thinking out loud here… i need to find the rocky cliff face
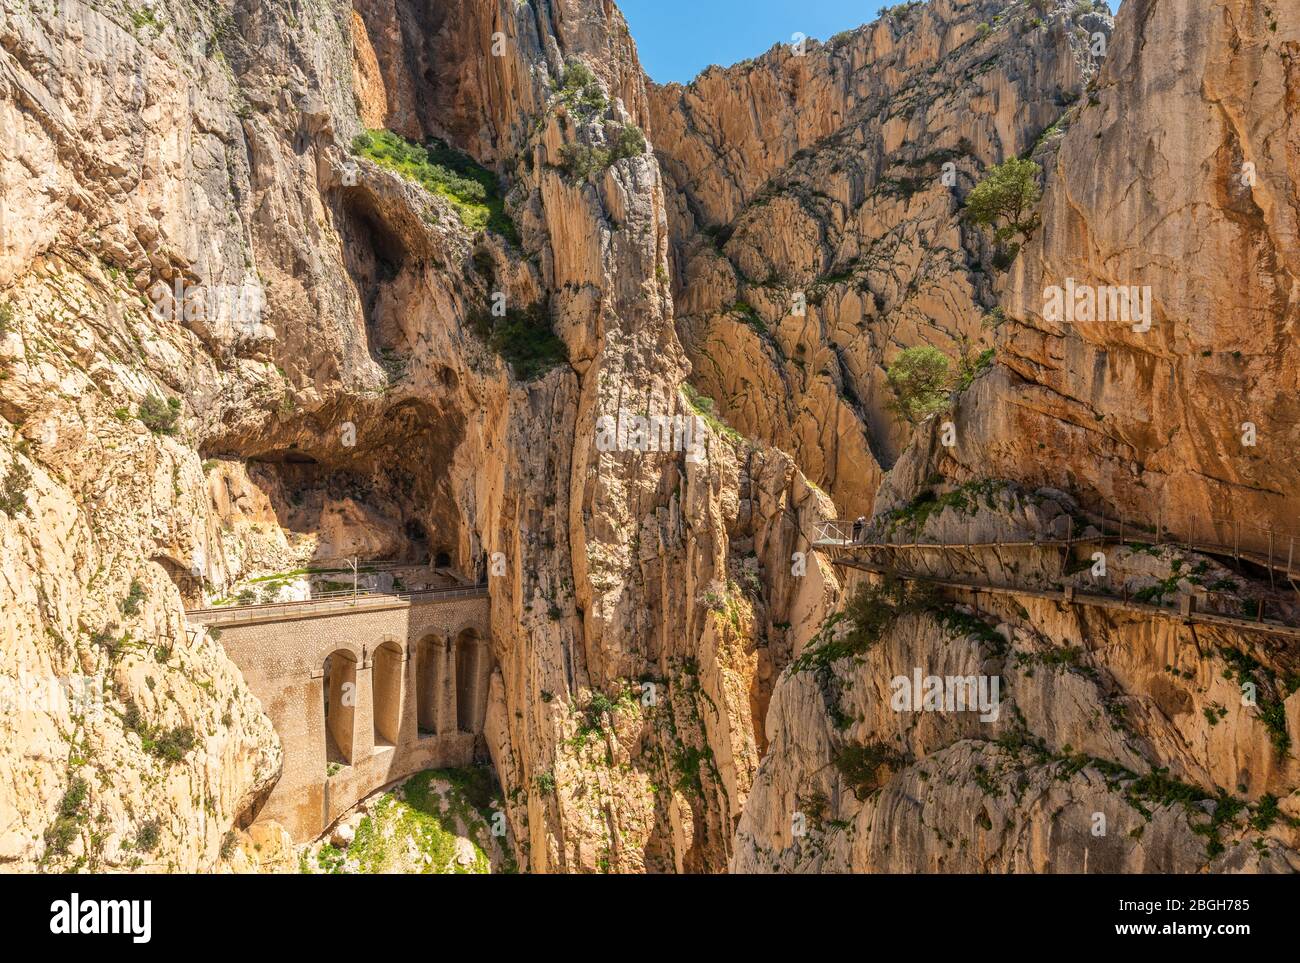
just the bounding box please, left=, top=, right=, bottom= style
left=0, top=0, right=836, bottom=873
left=649, top=0, right=1107, bottom=514
left=732, top=0, right=1300, bottom=873
left=2, top=0, right=1296, bottom=876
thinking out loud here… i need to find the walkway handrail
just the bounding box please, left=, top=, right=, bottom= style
left=812, top=515, right=1298, bottom=580
left=186, top=582, right=490, bottom=624
left=832, top=558, right=1300, bottom=641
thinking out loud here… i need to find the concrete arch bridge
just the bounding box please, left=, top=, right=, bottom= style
left=187, top=585, right=492, bottom=841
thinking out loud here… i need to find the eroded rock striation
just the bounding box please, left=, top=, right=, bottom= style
left=1, top=0, right=1296, bottom=875
left=733, top=0, right=1300, bottom=873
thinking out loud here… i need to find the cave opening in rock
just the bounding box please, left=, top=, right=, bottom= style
left=342, top=193, right=409, bottom=282
left=151, top=554, right=202, bottom=607
left=403, top=518, right=431, bottom=563
left=322, top=650, right=358, bottom=766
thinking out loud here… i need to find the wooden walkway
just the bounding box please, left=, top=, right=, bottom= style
left=813, top=518, right=1300, bottom=590
left=812, top=509, right=1300, bottom=641
left=828, top=558, right=1300, bottom=641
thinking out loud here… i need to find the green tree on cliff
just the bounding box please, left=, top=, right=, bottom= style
left=965, top=157, right=1043, bottom=244
left=886, top=346, right=952, bottom=424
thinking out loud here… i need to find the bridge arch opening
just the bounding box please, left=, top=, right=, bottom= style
left=455, top=629, right=492, bottom=733
left=372, top=640, right=404, bottom=749
left=414, top=634, right=443, bottom=737
left=322, top=650, right=358, bottom=766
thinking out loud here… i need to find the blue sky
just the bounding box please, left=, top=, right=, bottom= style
left=620, top=0, right=891, bottom=84
left=620, top=0, right=1118, bottom=85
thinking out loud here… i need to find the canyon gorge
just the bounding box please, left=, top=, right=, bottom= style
left=1, top=0, right=1298, bottom=875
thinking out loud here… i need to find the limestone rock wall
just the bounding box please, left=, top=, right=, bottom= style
left=648, top=0, right=1108, bottom=514
left=0, top=0, right=839, bottom=874
left=733, top=0, right=1300, bottom=874
left=881, top=0, right=1300, bottom=544
left=5, top=0, right=1295, bottom=877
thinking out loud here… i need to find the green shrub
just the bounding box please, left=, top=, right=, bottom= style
left=130, top=7, right=160, bottom=30
left=0, top=460, right=31, bottom=516
left=351, top=129, right=517, bottom=240
left=120, top=578, right=146, bottom=616
left=0, top=299, right=12, bottom=336
left=964, top=157, right=1042, bottom=248
left=609, top=123, right=646, bottom=161
left=138, top=394, right=181, bottom=435
left=44, top=777, right=89, bottom=856
left=122, top=699, right=196, bottom=763
left=559, top=142, right=611, bottom=180
left=152, top=725, right=196, bottom=762
left=554, top=60, right=607, bottom=115
left=956, top=344, right=996, bottom=390
left=886, top=345, right=952, bottom=423
left=133, top=818, right=161, bottom=852
left=560, top=123, right=646, bottom=181
left=794, top=578, right=930, bottom=670
left=834, top=742, right=907, bottom=799
left=468, top=301, right=567, bottom=381
left=682, top=382, right=743, bottom=444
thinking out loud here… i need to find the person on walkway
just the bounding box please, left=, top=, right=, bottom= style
left=852, top=516, right=866, bottom=543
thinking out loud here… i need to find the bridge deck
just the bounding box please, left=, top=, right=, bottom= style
left=186, top=583, right=489, bottom=628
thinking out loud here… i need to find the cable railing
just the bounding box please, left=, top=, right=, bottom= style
left=813, top=497, right=1300, bottom=635
left=813, top=509, right=1300, bottom=582
left=833, top=557, right=1300, bottom=640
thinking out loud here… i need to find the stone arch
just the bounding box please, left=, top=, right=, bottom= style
left=314, top=638, right=363, bottom=672
left=454, top=628, right=493, bottom=733
left=371, top=639, right=404, bottom=748
left=322, top=648, right=358, bottom=765
left=446, top=617, right=489, bottom=642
